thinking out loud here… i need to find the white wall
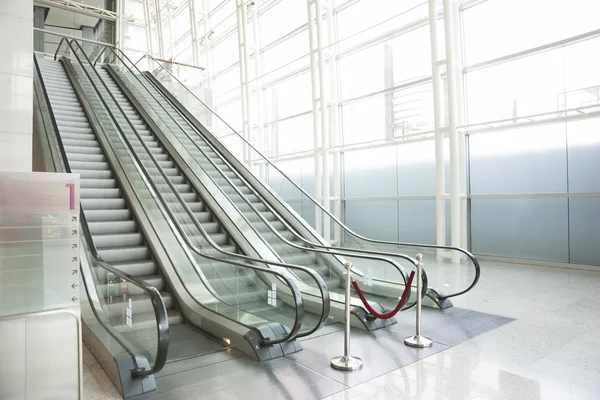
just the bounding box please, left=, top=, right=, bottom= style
left=0, top=1, right=33, bottom=172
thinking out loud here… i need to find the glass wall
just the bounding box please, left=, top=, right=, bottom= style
left=464, top=0, right=600, bottom=265
left=118, top=0, right=600, bottom=266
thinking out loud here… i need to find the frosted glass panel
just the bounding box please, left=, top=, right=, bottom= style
left=567, top=118, right=600, bottom=193
left=345, top=200, right=398, bottom=241
left=469, top=124, right=567, bottom=194
left=344, top=147, right=397, bottom=197
left=569, top=198, right=600, bottom=266
left=471, top=198, right=568, bottom=262
left=0, top=172, right=80, bottom=318
left=397, top=141, right=436, bottom=196
left=398, top=200, right=436, bottom=244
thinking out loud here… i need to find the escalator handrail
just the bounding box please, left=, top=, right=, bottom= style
left=34, top=53, right=170, bottom=378
left=130, top=52, right=480, bottom=301
left=67, top=39, right=308, bottom=345
left=100, top=52, right=422, bottom=312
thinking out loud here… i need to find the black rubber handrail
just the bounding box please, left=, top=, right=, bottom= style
left=130, top=52, right=480, bottom=301
left=99, top=50, right=424, bottom=313
left=66, top=39, right=312, bottom=345
left=36, top=49, right=169, bottom=378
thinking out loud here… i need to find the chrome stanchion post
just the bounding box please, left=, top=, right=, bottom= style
left=404, top=253, right=433, bottom=348
left=331, top=261, right=363, bottom=371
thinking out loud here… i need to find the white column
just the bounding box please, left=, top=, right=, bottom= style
left=142, top=0, right=154, bottom=63
left=188, top=0, right=200, bottom=66
left=324, top=0, right=341, bottom=244
left=250, top=4, right=266, bottom=180
left=307, top=0, right=323, bottom=236
left=314, top=0, right=331, bottom=242
left=154, top=0, right=165, bottom=59
left=443, top=0, right=462, bottom=259
left=0, top=0, right=33, bottom=172
left=235, top=0, right=251, bottom=163
left=428, top=0, right=446, bottom=256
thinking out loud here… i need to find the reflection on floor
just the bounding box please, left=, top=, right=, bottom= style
left=83, top=260, right=600, bottom=400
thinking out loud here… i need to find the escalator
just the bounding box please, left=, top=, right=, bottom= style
left=81, top=65, right=326, bottom=334
left=96, top=53, right=423, bottom=329
left=34, top=40, right=324, bottom=398
left=95, top=49, right=480, bottom=319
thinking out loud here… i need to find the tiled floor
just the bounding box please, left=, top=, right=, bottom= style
left=83, top=260, right=600, bottom=400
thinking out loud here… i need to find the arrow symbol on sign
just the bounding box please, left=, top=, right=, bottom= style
left=71, top=296, right=78, bottom=302
left=72, top=230, right=78, bottom=235
left=72, top=216, right=77, bottom=222
left=72, top=269, right=78, bottom=275
left=71, top=283, right=78, bottom=289
left=72, top=244, right=78, bottom=249
left=72, top=257, right=78, bottom=262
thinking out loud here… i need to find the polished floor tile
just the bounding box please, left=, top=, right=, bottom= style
left=82, top=261, right=600, bottom=400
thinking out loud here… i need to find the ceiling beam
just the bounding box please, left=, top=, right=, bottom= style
left=34, top=0, right=118, bottom=21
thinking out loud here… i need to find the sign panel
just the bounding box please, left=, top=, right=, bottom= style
left=0, top=172, right=80, bottom=317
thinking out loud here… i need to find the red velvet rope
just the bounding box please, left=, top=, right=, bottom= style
left=351, top=270, right=416, bottom=320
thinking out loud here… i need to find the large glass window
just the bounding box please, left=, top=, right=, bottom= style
left=260, top=0, right=307, bottom=46
left=463, top=0, right=600, bottom=65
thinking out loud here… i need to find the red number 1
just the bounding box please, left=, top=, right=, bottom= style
left=65, top=183, right=75, bottom=210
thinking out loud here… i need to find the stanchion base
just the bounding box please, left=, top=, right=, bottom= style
left=330, top=356, right=363, bottom=371
left=404, top=335, right=433, bottom=348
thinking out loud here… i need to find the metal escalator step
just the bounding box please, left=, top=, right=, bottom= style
left=57, top=120, right=90, bottom=129
left=134, top=274, right=165, bottom=290
left=169, top=202, right=203, bottom=212
left=62, top=138, right=100, bottom=148
left=255, top=221, right=286, bottom=232
left=80, top=188, right=120, bottom=199
left=70, top=160, right=109, bottom=170
left=85, top=208, right=130, bottom=221
left=246, top=212, right=277, bottom=222
left=157, top=183, right=191, bottom=193
left=88, top=220, right=136, bottom=234
left=163, top=192, right=197, bottom=202
left=74, top=169, right=112, bottom=180
left=181, top=221, right=220, bottom=234
left=64, top=145, right=102, bottom=155
left=80, top=178, right=116, bottom=189
left=136, top=153, right=169, bottom=162
left=139, top=158, right=173, bottom=169
left=110, top=260, right=157, bottom=276
left=67, top=153, right=104, bottom=163
left=93, top=232, right=143, bottom=247
left=174, top=211, right=211, bottom=222
left=236, top=202, right=267, bottom=212
left=61, top=133, right=96, bottom=141
left=81, top=198, right=126, bottom=209
left=97, top=246, right=150, bottom=263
